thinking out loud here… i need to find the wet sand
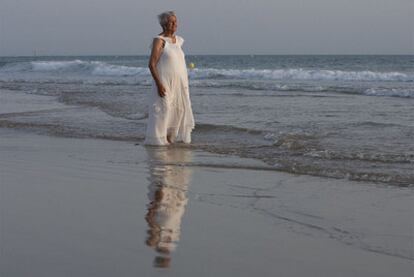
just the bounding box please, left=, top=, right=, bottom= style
left=0, top=128, right=413, bottom=277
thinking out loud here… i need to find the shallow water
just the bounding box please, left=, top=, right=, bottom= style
left=1, top=129, right=413, bottom=276
left=1, top=55, right=413, bottom=185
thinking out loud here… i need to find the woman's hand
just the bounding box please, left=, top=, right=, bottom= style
left=157, top=83, right=167, bottom=97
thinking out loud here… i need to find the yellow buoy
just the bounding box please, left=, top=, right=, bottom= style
left=189, top=62, right=195, bottom=69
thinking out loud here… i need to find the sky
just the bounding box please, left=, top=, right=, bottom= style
left=0, top=0, right=413, bottom=56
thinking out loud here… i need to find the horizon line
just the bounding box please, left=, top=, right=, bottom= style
left=1, top=53, right=413, bottom=58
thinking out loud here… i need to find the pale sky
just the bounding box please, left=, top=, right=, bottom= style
left=0, top=0, right=413, bottom=56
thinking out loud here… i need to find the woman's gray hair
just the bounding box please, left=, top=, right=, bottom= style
left=158, top=11, right=176, bottom=30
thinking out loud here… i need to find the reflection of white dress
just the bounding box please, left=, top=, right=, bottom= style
left=144, top=35, right=195, bottom=146
left=146, top=148, right=193, bottom=254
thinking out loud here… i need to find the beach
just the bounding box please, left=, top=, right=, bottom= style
left=1, top=55, right=413, bottom=276
left=1, top=128, right=413, bottom=276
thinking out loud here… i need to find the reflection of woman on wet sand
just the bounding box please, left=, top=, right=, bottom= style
left=145, top=147, right=193, bottom=268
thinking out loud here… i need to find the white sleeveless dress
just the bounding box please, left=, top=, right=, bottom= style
left=144, top=35, right=195, bottom=145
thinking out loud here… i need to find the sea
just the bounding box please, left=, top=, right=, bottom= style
left=0, top=55, right=413, bottom=185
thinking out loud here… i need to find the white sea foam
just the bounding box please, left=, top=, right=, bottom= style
left=189, top=68, right=413, bottom=82
left=90, top=62, right=148, bottom=76
left=2, top=60, right=412, bottom=82
left=31, top=60, right=86, bottom=71
left=363, top=88, right=414, bottom=98
left=1, top=60, right=413, bottom=99
left=190, top=80, right=329, bottom=92
left=190, top=80, right=414, bottom=98
left=27, top=60, right=149, bottom=76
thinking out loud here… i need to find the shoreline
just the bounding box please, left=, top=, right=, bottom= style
left=1, top=127, right=413, bottom=276
left=1, top=86, right=413, bottom=187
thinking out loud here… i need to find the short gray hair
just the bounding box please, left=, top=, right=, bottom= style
left=158, top=11, right=176, bottom=30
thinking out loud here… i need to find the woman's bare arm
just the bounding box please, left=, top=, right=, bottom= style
left=148, top=38, right=166, bottom=97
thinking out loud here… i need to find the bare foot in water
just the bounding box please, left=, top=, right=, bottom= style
left=166, top=134, right=172, bottom=144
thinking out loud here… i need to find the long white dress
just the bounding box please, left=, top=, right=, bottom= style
left=144, top=35, right=195, bottom=146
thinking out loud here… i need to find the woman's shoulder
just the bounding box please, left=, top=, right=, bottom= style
left=153, top=35, right=165, bottom=41
left=176, top=35, right=185, bottom=45
left=149, top=36, right=165, bottom=50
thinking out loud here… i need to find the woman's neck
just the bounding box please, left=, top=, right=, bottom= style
left=161, top=31, right=175, bottom=38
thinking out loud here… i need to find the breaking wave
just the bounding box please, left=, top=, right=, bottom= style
left=0, top=60, right=149, bottom=77
left=188, top=68, right=413, bottom=82
left=1, top=60, right=413, bottom=98
left=1, top=60, right=413, bottom=82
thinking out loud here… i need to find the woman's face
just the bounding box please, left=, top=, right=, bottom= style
left=165, top=15, right=177, bottom=33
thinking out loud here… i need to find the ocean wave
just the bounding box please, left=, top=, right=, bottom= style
left=190, top=81, right=414, bottom=98
left=0, top=60, right=150, bottom=77
left=363, top=88, right=414, bottom=98
left=1, top=60, right=413, bottom=99
left=304, top=149, right=414, bottom=164
left=90, top=62, right=147, bottom=76
left=188, top=68, right=414, bottom=82
left=32, top=60, right=86, bottom=71
left=1, top=79, right=412, bottom=100
left=190, top=80, right=346, bottom=93
left=1, top=60, right=413, bottom=82
left=31, top=60, right=149, bottom=77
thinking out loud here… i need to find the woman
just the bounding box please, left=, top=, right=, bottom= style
left=144, top=11, right=195, bottom=146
